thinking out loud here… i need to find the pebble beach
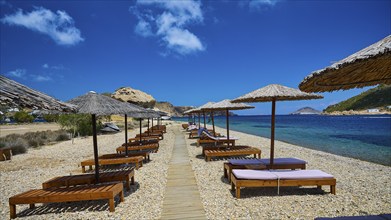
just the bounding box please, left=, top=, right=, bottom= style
left=0, top=122, right=390, bottom=219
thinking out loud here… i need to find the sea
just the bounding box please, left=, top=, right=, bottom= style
left=173, top=115, right=391, bottom=166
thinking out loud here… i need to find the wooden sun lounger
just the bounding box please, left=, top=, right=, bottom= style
left=42, top=169, right=135, bottom=191
left=231, top=169, right=336, bottom=198
left=151, top=125, right=166, bottom=133
left=204, top=146, right=261, bottom=162
left=197, top=131, right=237, bottom=147
left=9, top=183, right=124, bottom=218
left=223, top=158, right=307, bottom=182
left=182, top=124, right=189, bottom=129
left=101, top=152, right=151, bottom=162
left=129, top=136, right=159, bottom=143
left=136, top=132, right=163, bottom=140
left=116, top=143, right=159, bottom=153
left=81, top=156, right=143, bottom=173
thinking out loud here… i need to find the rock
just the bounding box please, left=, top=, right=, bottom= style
left=112, top=87, right=156, bottom=108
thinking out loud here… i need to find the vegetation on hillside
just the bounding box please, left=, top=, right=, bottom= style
left=0, top=130, right=70, bottom=155
left=324, top=84, right=391, bottom=113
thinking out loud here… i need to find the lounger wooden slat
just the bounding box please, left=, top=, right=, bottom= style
left=204, top=146, right=261, bottom=162
left=9, top=183, right=124, bottom=218
left=81, top=156, right=143, bottom=173
left=42, top=169, right=135, bottom=191
left=230, top=170, right=336, bottom=198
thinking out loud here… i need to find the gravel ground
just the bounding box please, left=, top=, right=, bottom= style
left=182, top=123, right=391, bottom=219
left=1, top=122, right=390, bottom=220
left=0, top=123, right=175, bottom=220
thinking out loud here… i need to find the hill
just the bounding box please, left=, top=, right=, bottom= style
left=324, top=84, right=391, bottom=113
left=290, top=107, right=321, bottom=115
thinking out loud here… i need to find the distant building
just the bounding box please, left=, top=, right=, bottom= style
left=367, top=108, right=379, bottom=113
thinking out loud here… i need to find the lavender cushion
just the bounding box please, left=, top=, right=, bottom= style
left=228, top=159, right=263, bottom=165
left=271, top=170, right=334, bottom=179
left=232, top=169, right=277, bottom=180
left=260, top=157, right=307, bottom=165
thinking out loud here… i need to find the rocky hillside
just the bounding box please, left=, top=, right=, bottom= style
left=111, top=87, right=191, bottom=116
left=324, top=84, right=391, bottom=113
left=290, top=107, right=321, bottom=115
left=112, top=87, right=156, bottom=108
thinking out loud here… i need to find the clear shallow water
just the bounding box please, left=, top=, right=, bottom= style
left=174, top=115, right=391, bottom=166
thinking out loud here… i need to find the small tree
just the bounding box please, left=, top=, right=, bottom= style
left=14, top=111, right=34, bottom=123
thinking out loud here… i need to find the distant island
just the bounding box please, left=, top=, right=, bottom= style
left=324, top=84, right=391, bottom=115
left=290, top=107, right=321, bottom=115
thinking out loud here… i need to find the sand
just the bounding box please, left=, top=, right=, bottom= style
left=0, top=122, right=390, bottom=219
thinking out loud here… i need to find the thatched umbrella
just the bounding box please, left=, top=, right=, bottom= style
left=195, top=102, right=215, bottom=129
left=203, top=99, right=254, bottom=146
left=299, top=35, right=391, bottom=92
left=198, top=102, right=217, bottom=134
left=68, top=91, right=144, bottom=182
left=130, top=110, right=160, bottom=143
left=232, top=84, right=322, bottom=168
left=0, top=75, right=75, bottom=112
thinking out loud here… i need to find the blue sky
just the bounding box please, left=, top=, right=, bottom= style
left=1, top=0, right=390, bottom=115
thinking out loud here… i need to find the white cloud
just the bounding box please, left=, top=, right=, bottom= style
left=241, top=0, right=279, bottom=11
left=6, top=69, right=26, bottom=78
left=131, top=0, right=205, bottom=55
left=32, top=75, right=52, bottom=82
left=1, top=7, right=84, bottom=46
left=42, top=63, right=65, bottom=70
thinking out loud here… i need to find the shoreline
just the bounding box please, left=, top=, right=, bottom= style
left=1, top=122, right=390, bottom=219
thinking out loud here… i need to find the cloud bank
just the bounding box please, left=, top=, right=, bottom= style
left=1, top=7, right=84, bottom=46
left=131, top=0, right=205, bottom=55
left=241, top=0, right=279, bottom=11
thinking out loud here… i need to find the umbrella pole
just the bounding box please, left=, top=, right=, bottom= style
left=211, top=111, right=215, bottom=137
left=270, top=99, right=276, bottom=169
left=125, top=114, right=128, bottom=156
left=203, top=111, right=206, bottom=128
left=139, top=119, right=142, bottom=143
left=151, top=117, right=154, bottom=132
left=226, top=109, right=230, bottom=147
left=148, top=118, right=150, bottom=135
left=92, top=114, right=99, bottom=182
left=198, top=113, right=200, bottom=128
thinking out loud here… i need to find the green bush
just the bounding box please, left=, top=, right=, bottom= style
left=0, top=130, right=70, bottom=155
left=14, top=111, right=34, bottom=123
left=58, top=114, right=103, bottom=137
left=43, top=114, right=59, bottom=122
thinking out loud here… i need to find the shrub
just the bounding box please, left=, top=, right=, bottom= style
left=14, top=111, right=34, bottom=123
left=43, top=114, right=59, bottom=122
left=4, top=138, right=28, bottom=154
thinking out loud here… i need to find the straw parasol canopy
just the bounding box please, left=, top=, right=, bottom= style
left=0, top=75, right=75, bottom=112
left=203, top=99, right=254, bottom=145
left=198, top=102, right=215, bottom=128
left=232, top=84, right=323, bottom=168
left=68, top=91, right=145, bottom=182
left=299, top=35, right=391, bottom=92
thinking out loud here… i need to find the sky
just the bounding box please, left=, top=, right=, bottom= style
left=1, top=0, right=390, bottom=115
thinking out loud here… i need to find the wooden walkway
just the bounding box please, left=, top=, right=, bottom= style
left=161, top=127, right=206, bottom=220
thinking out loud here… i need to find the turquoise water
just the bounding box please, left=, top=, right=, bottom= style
left=174, top=115, right=391, bottom=166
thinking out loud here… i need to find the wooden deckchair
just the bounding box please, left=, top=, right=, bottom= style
left=204, top=146, right=261, bottom=162
left=116, top=143, right=159, bottom=153
left=42, top=169, right=135, bottom=190
left=9, top=183, right=124, bottom=218
left=230, top=169, right=336, bottom=198
left=223, top=158, right=307, bottom=182
left=101, top=152, right=151, bottom=162
left=80, top=156, right=143, bottom=172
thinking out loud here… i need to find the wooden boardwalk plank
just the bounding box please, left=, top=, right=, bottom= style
left=161, top=127, right=206, bottom=220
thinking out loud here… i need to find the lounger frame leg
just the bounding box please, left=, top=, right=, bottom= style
left=120, top=191, right=124, bottom=202
left=29, top=204, right=35, bottom=209
left=109, top=198, right=115, bottom=212
left=10, top=203, right=16, bottom=219
left=331, top=185, right=336, bottom=195
left=81, top=166, right=86, bottom=173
